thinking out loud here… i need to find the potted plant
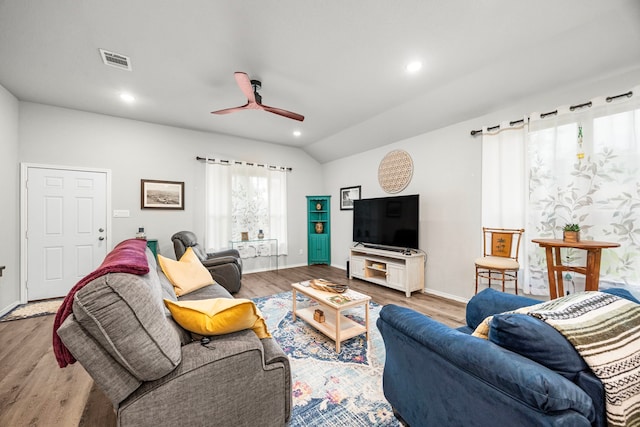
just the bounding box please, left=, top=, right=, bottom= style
left=563, top=223, right=580, bottom=243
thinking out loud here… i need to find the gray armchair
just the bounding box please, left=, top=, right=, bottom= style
left=171, top=231, right=242, bottom=293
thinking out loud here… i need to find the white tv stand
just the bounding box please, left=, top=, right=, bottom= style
left=349, top=245, right=425, bottom=297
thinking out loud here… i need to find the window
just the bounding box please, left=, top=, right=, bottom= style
left=205, top=162, right=288, bottom=255
left=482, top=88, right=640, bottom=295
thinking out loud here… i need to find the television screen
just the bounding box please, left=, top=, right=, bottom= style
left=352, top=194, right=419, bottom=250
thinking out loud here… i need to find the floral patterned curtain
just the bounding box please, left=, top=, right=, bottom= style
left=527, top=90, right=640, bottom=295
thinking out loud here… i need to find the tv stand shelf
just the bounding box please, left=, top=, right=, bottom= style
left=349, top=246, right=425, bottom=297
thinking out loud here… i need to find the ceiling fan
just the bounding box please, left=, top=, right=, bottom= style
left=211, top=72, right=304, bottom=122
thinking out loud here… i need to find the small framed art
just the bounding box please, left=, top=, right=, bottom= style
left=141, top=179, right=184, bottom=210
left=340, top=185, right=361, bottom=210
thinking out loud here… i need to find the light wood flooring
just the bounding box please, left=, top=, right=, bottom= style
left=0, top=265, right=465, bottom=427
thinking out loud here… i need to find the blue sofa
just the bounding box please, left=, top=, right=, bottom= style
left=377, top=288, right=640, bottom=427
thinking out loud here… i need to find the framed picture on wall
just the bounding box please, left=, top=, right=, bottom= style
left=141, top=179, right=184, bottom=210
left=340, top=185, right=361, bottom=210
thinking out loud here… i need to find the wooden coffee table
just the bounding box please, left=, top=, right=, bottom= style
left=292, top=281, right=371, bottom=352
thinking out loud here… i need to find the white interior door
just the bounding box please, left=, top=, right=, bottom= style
left=26, top=167, right=108, bottom=300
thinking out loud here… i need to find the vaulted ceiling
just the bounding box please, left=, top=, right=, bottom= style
left=1, top=0, right=639, bottom=163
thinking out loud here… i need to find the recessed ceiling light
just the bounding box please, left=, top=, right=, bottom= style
left=119, top=93, right=135, bottom=103
left=405, top=61, right=422, bottom=73
left=293, top=130, right=301, bottom=137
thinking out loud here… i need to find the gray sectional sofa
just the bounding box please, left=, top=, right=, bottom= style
left=57, top=247, right=291, bottom=427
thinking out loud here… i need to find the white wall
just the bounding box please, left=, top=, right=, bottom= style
left=0, top=84, right=20, bottom=315
left=323, top=122, right=480, bottom=303
left=18, top=103, right=324, bottom=269
left=324, top=67, right=640, bottom=302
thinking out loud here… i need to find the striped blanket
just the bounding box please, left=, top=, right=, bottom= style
left=528, top=292, right=640, bottom=427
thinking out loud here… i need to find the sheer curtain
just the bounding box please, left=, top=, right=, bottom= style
left=481, top=119, right=528, bottom=292
left=527, top=89, right=640, bottom=295
left=204, top=161, right=288, bottom=255
left=482, top=85, right=640, bottom=296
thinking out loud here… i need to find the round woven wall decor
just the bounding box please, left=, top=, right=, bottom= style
left=378, top=149, right=414, bottom=193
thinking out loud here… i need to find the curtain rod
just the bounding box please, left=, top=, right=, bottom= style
left=470, top=90, right=633, bottom=137
left=196, top=156, right=292, bottom=172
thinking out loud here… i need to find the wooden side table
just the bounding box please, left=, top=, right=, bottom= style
left=531, top=239, right=620, bottom=299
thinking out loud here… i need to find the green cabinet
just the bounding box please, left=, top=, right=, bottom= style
left=306, top=195, right=331, bottom=265
left=146, top=239, right=158, bottom=258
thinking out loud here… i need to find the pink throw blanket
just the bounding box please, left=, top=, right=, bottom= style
left=53, top=238, right=150, bottom=368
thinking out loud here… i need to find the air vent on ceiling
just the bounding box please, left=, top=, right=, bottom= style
left=99, top=49, right=132, bottom=71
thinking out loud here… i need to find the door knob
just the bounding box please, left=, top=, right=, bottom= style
left=99, top=236, right=105, bottom=241
left=99, top=228, right=104, bottom=232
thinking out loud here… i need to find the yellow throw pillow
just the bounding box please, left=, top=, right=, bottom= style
left=163, top=298, right=271, bottom=339
left=472, top=315, right=493, bottom=339
left=157, top=247, right=214, bottom=296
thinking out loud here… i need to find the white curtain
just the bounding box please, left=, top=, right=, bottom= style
left=527, top=89, right=640, bottom=295
left=481, top=119, right=528, bottom=291
left=205, top=162, right=232, bottom=251
left=204, top=161, right=288, bottom=255
left=482, top=85, right=640, bottom=296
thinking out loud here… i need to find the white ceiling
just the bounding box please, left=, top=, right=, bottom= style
left=1, top=0, right=639, bottom=163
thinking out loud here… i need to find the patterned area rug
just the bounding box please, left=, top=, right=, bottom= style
left=254, top=291, right=400, bottom=427
left=0, top=298, right=62, bottom=322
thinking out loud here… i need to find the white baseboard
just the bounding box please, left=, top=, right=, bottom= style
left=242, top=262, right=308, bottom=274
left=243, top=262, right=348, bottom=274
left=0, top=301, right=20, bottom=318
left=285, top=262, right=309, bottom=269
left=423, top=288, right=470, bottom=304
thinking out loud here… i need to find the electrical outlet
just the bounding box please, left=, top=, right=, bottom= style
left=298, top=249, right=303, bottom=255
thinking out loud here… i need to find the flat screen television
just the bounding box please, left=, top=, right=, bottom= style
left=352, top=194, right=419, bottom=250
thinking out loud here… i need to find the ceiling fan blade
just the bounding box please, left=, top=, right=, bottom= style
left=262, top=104, right=305, bottom=122
left=212, top=72, right=302, bottom=120
left=211, top=104, right=249, bottom=115
left=234, top=72, right=257, bottom=103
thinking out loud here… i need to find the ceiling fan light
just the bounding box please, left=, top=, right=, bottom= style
left=405, top=61, right=422, bottom=73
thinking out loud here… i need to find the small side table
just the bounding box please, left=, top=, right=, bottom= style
left=532, top=238, right=620, bottom=299
left=230, top=238, right=278, bottom=271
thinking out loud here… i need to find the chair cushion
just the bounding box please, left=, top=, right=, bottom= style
left=142, top=249, right=169, bottom=313
left=475, top=256, right=519, bottom=269
left=472, top=303, right=536, bottom=340
left=466, top=288, right=539, bottom=330
left=73, top=272, right=182, bottom=381
left=486, top=288, right=640, bottom=381
left=163, top=298, right=271, bottom=338
left=178, top=283, right=234, bottom=301
left=489, top=313, right=588, bottom=380
left=158, top=247, right=214, bottom=296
